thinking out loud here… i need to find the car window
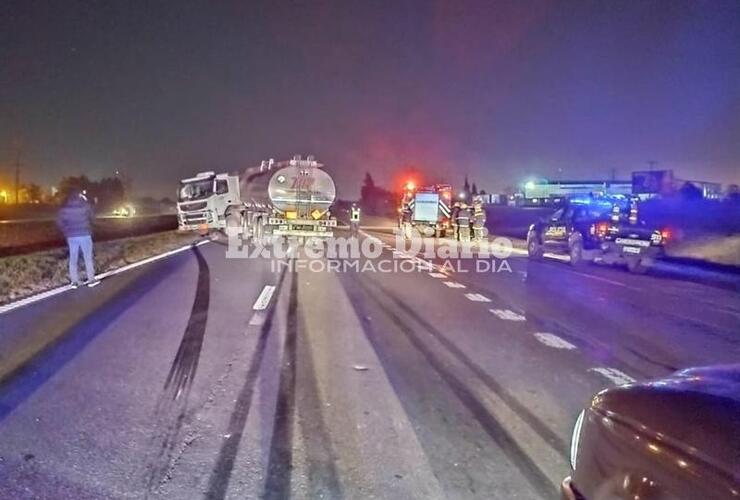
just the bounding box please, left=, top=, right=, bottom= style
left=550, top=208, right=564, bottom=221
left=215, top=179, right=228, bottom=195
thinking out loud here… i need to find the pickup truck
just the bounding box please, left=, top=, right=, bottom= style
left=527, top=196, right=669, bottom=273
left=601, top=218, right=669, bottom=273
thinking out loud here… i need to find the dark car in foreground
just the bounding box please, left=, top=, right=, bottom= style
left=563, top=365, right=740, bottom=500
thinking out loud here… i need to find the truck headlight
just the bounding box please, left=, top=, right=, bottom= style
left=570, top=410, right=586, bottom=470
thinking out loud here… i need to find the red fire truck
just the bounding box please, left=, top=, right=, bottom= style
left=399, top=183, right=453, bottom=237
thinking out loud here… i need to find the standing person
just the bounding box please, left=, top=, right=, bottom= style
left=450, top=201, right=461, bottom=240
left=471, top=195, right=487, bottom=242
left=57, top=190, right=99, bottom=288
left=350, top=203, right=361, bottom=236
left=456, top=203, right=471, bottom=242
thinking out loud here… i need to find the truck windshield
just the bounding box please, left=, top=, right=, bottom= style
left=179, top=180, right=213, bottom=201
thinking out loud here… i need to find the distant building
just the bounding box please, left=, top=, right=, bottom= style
left=522, top=180, right=632, bottom=206
left=632, top=170, right=723, bottom=199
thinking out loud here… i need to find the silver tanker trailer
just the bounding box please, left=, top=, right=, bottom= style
left=177, top=155, right=337, bottom=238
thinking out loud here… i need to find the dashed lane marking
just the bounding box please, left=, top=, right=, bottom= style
left=252, top=285, right=276, bottom=310
left=248, top=284, right=277, bottom=326
left=589, top=367, right=636, bottom=386
left=442, top=281, right=466, bottom=289
left=464, top=293, right=492, bottom=302
left=428, top=272, right=447, bottom=278
left=489, top=309, right=526, bottom=321
left=533, top=333, right=577, bottom=350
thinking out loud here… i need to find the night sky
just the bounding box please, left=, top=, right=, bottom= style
left=1, top=0, right=739, bottom=198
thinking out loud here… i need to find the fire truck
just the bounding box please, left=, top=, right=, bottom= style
left=399, top=183, right=453, bottom=237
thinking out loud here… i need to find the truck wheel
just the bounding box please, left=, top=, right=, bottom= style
left=225, top=213, right=241, bottom=233
left=626, top=257, right=648, bottom=274
left=568, top=235, right=585, bottom=267
left=527, top=232, right=544, bottom=260
left=253, top=217, right=264, bottom=240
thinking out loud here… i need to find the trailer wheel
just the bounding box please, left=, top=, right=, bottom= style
left=253, top=217, right=264, bottom=240
left=225, top=212, right=241, bottom=233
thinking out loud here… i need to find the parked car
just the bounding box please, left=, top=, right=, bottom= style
left=563, top=364, right=740, bottom=500
left=527, top=195, right=669, bottom=273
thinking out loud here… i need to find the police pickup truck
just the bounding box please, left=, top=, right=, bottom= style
left=526, top=196, right=668, bottom=273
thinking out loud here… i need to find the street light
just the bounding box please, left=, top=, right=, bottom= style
left=0, top=190, right=7, bottom=204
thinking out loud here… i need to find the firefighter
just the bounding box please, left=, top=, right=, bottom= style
left=471, top=195, right=486, bottom=242
left=456, top=202, right=472, bottom=242
left=450, top=201, right=461, bottom=240
left=350, top=203, right=361, bottom=236
left=400, top=191, right=414, bottom=239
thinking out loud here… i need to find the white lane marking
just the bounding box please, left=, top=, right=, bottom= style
left=0, top=285, right=71, bottom=315
left=248, top=284, right=278, bottom=326
left=543, top=252, right=570, bottom=262
left=97, top=240, right=210, bottom=280
left=534, top=333, right=576, bottom=350
left=489, top=309, right=526, bottom=321
left=507, top=247, right=528, bottom=256
left=429, top=272, right=447, bottom=278
left=0, top=240, right=210, bottom=315
left=568, top=270, right=628, bottom=287
left=442, top=281, right=466, bottom=288
left=465, top=293, right=491, bottom=302
left=252, top=285, right=276, bottom=310
left=589, top=367, right=636, bottom=386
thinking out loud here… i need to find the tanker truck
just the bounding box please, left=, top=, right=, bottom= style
left=177, top=155, right=337, bottom=238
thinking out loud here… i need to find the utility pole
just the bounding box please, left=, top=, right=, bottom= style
left=14, top=156, right=21, bottom=204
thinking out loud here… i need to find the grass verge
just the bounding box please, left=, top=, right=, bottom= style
left=0, top=230, right=203, bottom=306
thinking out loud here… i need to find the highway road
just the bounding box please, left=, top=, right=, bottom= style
left=0, top=229, right=738, bottom=499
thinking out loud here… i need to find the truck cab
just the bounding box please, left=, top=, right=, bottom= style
left=177, top=171, right=239, bottom=231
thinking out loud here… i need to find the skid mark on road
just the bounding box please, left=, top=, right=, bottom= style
left=352, top=275, right=562, bottom=498
left=164, top=247, right=211, bottom=401
left=264, top=270, right=299, bottom=499
left=145, top=246, right=212, bottom=493
left=203, top=267, right=288, bottom=500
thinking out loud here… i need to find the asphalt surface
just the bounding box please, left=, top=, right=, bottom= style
left=0, top=230, right=738, bottom=499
